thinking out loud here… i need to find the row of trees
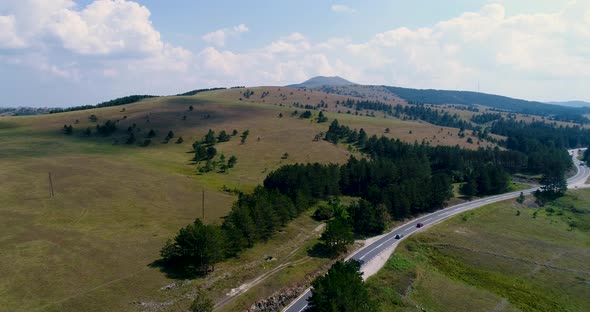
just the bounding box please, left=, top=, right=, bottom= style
left=336, top=98, right=471, bottom=130
left=471, top=112, right=503, bottom=124
left=50, top=95, right=157, bottom=114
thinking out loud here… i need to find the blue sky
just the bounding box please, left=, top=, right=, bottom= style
left=0, top=0, right=588, bottom=107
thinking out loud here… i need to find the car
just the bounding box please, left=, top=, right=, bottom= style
left=416, top=223, right=424, bottom=228
left=395, top=234, right=404, bottom=239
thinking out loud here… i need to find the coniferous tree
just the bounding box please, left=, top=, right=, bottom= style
left=125, top=133, right=136, bottom=145
left=240, top=130, right=249, bottom=144
left=217, top=130, right=231, bottom=142
left=320, top=216, right=353, bottom=256
left=160, top=219, right=225, bottom=275
left=203, top=129, right=216, bottom=146
left=308, top=260, right=378, bottom=312
left=193, top=145, right=208, bottom=162
left=227, top=155, right=237, bottom=168
left=357, top=128, right=368, bottom=147
left=460, top=178, right=477, bottom=198
left=206, top=146, right=217, bottom=160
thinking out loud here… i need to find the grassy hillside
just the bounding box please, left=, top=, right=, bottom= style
left=207, top=87, right=498, bottom=149
left=0, top=85, right=509, bottom=311
left=367, top=190, right=590, bottom=312
left=0, top=93, right=355, bottom=311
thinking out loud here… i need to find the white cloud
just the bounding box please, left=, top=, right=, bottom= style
left=2, top=1, right=590, bottom=106
left=202, top=24, right=249, bottom=47
left=342, top=2, right=590, bottom=99
left=202, top=29, right=227, bottom=47
left=0, top=15, right=25, bottom=48
left=0, top=0, right=191, bottom=83
left=48, top=0, right=165, bottom=56
left=331, top=4, right=356, bottom=14
left=233, top=24, right=248, bottom=33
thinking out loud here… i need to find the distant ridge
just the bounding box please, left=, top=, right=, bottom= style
left=547, top=100, right=590, bottom=108
left=287, top=76, right=356, bottom=88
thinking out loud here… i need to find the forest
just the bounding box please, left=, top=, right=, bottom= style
left=382, top=86, right=589, bottom=119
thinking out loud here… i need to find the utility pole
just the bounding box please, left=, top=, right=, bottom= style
left=48, top=172, right=55, bottom=198
left=202, top=189, right=205, bottom=221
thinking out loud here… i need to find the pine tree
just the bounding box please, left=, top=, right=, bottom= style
left=203, top=129, right=216, bottom=146
left=240, top=130, right=249, bottom=144
left=320, top=216, right=353, bottom=255
left=308, top=260, right=378, bottom=312
left=227, top=156, right=237, bottom=168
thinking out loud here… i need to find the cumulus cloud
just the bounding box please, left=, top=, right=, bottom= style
left=2, top=1, right=590, bottom=106
left=344, top=2, right=590, bottom=99
left=331, top=4, right=356, bottom=14
left=202, top=24, right=249, bottom=47
left=196, top=33, right=359, bottom=86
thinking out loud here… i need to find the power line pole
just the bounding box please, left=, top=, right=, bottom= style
left=48, top=172, right=55, bottom=198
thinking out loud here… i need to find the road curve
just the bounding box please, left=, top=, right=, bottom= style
left=283, top=148, right=589, bottom=312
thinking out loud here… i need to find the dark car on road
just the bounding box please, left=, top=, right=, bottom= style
left=395, top=234, right=404, bottom=239
left=416, top=223, right=424, bottom=228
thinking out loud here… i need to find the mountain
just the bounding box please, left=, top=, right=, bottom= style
left=547, top=101, right=590, bottom=108
left=287, top=76, right=356, bottom=88
left=314, top=84, right=588, bottom=118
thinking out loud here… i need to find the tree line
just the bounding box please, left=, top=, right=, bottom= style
left=161, top=115, right=583, bottom=276
left=49, top=95, right=157, bottom=114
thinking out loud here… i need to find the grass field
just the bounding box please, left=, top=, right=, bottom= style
left=0, top=92, right=355, bottom=311
left=0, top=87, right=511, bottom=311
left=367, top=189, right=590, bottom=312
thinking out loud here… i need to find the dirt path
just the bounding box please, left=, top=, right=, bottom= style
left=212, top=223, right=325, bottom=310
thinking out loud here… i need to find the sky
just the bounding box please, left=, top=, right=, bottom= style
left=0, top=0, right=589, bottom=107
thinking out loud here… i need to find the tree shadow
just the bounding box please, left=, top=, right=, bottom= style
left=147, top=259, right=207, bottom=280
left=307, top=243, right=336, bottom=259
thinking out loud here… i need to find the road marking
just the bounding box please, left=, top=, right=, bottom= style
left=359, top=235, right=397, bottom=260
left=404, top=227, right=413, bottom=232
left=424, top=217, right=432, bottom=222
left=297, top=304, right=308, bottom=312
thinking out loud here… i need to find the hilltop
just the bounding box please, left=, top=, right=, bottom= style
left=548, top=100, right=590, bottom=108
left=312, top=84, right=588, bottom=119
left=287, top=76, right=357, bottom=88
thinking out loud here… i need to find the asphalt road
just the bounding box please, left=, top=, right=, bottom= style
left=283, top=148, right=589, bottom=312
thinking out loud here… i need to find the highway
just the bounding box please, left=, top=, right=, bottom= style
left=283, top=148, right=589, bottom=312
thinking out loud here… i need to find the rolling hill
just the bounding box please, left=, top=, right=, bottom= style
left=0, top=86, right=500, bottom=311
left=286, top=76, right=356, bottom=88
left=1, top=83, right=588, bottom=311
left=548, top=100, right=590, bottom=108
left=306, top=81, right=588, bottom=119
